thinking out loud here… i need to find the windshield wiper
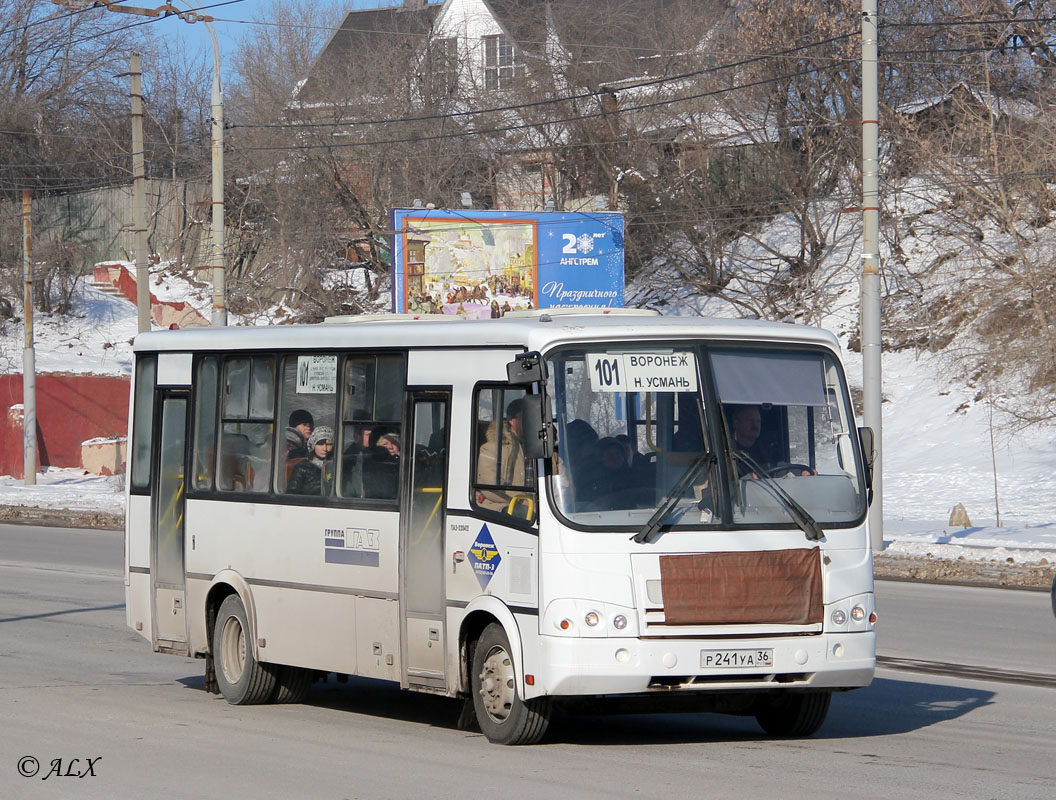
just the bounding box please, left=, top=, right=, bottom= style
left=732, top=451, right=824, bottom=541
left=632, top=452, right=715, bottom=545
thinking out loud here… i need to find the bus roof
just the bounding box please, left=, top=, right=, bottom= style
left=132, top=311, right=842, bottom=354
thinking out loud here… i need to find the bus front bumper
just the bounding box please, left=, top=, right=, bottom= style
left=535, top=631, right=875, bottom=697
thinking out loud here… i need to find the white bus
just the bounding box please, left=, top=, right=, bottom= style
left=125, top=310, right=876, bottom=744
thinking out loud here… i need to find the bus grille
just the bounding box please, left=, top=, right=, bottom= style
left=652, top=548, right=823, bottom=627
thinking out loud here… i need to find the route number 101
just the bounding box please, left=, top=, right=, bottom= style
left=587, top=354, right=626, bottom=392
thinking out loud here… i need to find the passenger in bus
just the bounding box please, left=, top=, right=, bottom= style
left=475, top=398, right=530, bottom=513
left=362, top=430, right=400, bottom=499
left=285, top=409, right=314, bottom=460
left=287, top=426, right=335, bottom=496
left=377, top=433, right=400, bottom=458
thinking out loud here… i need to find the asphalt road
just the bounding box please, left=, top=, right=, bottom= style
left=1, top=523, right=1054, bottom=799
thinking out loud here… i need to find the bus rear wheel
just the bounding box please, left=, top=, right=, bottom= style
left=213, top=594, right=277, bottom=705
left=271, top=666, right=313, bottom=704
left=754, top=690, right=831, bottom=737
left=470, top=623, right=550, bottom=745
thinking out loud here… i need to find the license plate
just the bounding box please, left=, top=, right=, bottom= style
left=700, top=649, right=774, bottom=668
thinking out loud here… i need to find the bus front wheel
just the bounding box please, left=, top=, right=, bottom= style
left=213, top=594, right=277, bottom=705
left=754, top=690, right=831, bottom=737
left=470, top=623, right=550, bottom=745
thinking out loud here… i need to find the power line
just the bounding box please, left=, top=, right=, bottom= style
left=0, top=0, right=133, bottom=41
left=233, top=31, right=857, bottom=134
left=57, top=0, right=244, bottom=50
left=233, top=61, right=850, bottom=154
left=880, top=14, right=1056, bottom=30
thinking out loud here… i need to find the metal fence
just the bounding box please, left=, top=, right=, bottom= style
left=1, top=179, right=212, bottom=272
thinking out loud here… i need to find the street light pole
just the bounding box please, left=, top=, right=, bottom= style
left=49, top=0, right=227, bottom=326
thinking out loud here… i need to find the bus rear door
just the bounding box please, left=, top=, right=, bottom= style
left=151, top=389, right=190, bottom=655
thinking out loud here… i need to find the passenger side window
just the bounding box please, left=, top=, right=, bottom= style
left=192, top=356, right=219, bottom=490
left=130, top=355, right=156, bottom=492
left=472, top=385, right=536, bottom=522
left=278, top=354, right=339, bottom=496
left=217, top=356, right=275, bottom=493
left=339, top=355, right=405, bottom=500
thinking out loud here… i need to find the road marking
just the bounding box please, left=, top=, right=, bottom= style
left=877, top=655, right=1056, bottom=689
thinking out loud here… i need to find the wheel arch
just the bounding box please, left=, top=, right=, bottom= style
left=206, top=571, right=258, bottom=659
left=458, top=597, right=525, bottom=698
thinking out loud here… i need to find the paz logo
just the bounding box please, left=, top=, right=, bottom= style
left=468, top=524, right=502, bottom=590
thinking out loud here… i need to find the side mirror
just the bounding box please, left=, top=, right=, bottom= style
left=507, top=351, right=547, bottom=385
left=521, top=393, right=553, bottom=459
left=858, top=426, right=875, bottom=488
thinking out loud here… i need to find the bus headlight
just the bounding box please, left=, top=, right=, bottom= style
left=584, top=611, right=600, bottom=627
left=850, top=605, right=866, bottom=622
left=612, top=614, right=628, bottom=630
left=831, top=609, right=847, bottom=626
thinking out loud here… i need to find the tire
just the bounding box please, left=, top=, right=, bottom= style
left=212, top=594, right=277, bottom=705
left=755, top=690, right=831, bottom=737
left=470, top=623, right=551, bottom=745
left=271, top=666, right=313, bottom=704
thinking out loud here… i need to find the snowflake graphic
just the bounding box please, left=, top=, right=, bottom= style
left=576, top=234, right=595, bottom=254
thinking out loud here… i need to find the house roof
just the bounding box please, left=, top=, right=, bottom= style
left=482, top=0, right=724, bottom=61
left=897, top=82, right=1040, bottom=121
left=296, top=4, right=442, bottom=105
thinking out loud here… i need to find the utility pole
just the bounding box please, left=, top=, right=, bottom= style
left=22, top=189, right=37, bottom=485
left=210, top=57, right=226, bottom=326
left=861, top=0, right=883, bottom=552
left=130, top=53, right=151, bottom=334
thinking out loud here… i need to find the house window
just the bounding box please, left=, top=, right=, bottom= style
left=428, top=36, right=459, bottom=97
left=483, top=34, right=521, bottom=90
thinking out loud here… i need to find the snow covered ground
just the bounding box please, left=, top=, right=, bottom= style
left=2, top=259, right=1056, bottom=566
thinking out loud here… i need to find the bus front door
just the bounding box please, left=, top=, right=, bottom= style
left=400, top=392, right=450, bottom=690
left=151, top=391, right=189, bottom=654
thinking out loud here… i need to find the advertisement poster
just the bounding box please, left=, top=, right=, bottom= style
left=391, top=208, right=624, bottom=317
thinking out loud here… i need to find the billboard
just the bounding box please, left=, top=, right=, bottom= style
left=391, top=208, right=624, bottom=317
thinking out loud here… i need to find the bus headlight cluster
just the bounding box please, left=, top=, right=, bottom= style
left=825, top=593, right=875, bottom=633
left=545, top=601, right=637, bottom=637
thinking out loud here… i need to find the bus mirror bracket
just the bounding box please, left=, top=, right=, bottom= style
left=507, top=351, right=547, bottom=384
left=858, top=426, right=875, bottom=487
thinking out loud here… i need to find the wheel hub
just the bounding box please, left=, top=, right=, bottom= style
left=478, top=645, right=515, bottom=723
left=219, top=615, right=246, bottom=684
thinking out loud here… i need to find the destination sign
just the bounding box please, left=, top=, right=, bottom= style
left=586, top=351, right=699, bottom=393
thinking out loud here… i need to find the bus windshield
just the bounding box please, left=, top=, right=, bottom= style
left=548, top=343, right=866, bottom=530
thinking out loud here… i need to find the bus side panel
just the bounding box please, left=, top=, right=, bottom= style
left=184, top=499, right=400, bottom=677
left=445, top=516, right=540, bottom=694
left=446, top=518, right=539, bottom=608
left=126, top=493, right=153, bottom=643
left=252, top=585, right=358, bottom=674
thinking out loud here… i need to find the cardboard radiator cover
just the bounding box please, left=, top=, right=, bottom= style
left=658, top=548, right=823, bottom=625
